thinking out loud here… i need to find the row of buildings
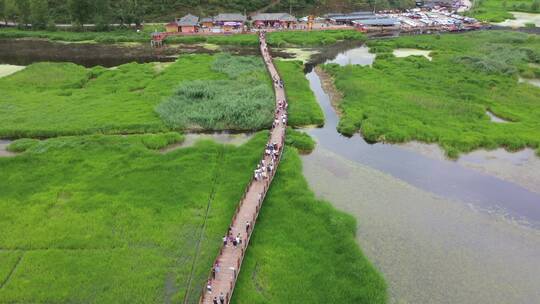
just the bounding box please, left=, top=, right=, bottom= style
left=165, top=13, right=297, bottom=34
left=324, top=7, right=480, bottom=32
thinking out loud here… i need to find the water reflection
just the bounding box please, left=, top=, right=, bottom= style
left=326, top=45, right=375, bottom=66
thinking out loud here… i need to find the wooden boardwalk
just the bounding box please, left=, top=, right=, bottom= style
left=199, top=32, right=288, bottom=304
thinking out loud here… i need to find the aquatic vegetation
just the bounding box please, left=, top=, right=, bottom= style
left=233, top=148, right=387, bottom=304
left=327, top=31, right=540, bottom=158
left=156, top=54, right=274, bottom=130
left=285, top=127, right=316, bottom=153
left=469, top=0, right=539, bottom=22
left=267, top=30, right=366, bottom=47
left=0, top=132, right=268, bottom=303
left=275, top=60, right=324, bottom=127
left=0, top=132, right=385, bottom=303
left=212, top=53, right=266, bottom=78
left=0, top=54, right=272, bottom=138
left=0, top=55, right=223, bottom=138
left=156, top=79, right=274, bottom=130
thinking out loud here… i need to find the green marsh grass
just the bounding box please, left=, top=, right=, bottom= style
left=286, top=127, right=316, bottom=153
left=0, top=132, right=385, bottom=303
left=0, top=55, right=226, bottom=138
left=267, top=30, right=366, bottom=47
left=0, top=132, right=269, bottom=303
left=326, top=31, right=540, bottom=158
left=0, top=53, right=279, bottom=138
left=275, top=60, right=324, bottom=127
left=156, top=54, right=274, bottom=131
left=469, top=0, right=539, bottom=22
left=233, top=148, right=387, bottom=303
left=0, top=28, right=364, bottom=47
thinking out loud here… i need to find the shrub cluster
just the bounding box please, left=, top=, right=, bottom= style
left=156, top=54, right=274, bottom=131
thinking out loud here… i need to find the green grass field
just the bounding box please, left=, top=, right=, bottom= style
left=0, top=132, right=267, bottom=303
left=469, top=0, right=539, bottom=22
left=232, top=147, right=387, bottom=304
left=0, top=28, right=365, bottom=47
left=275, top=60, right=325, bottom=127
left=0, top=132, right=385, bottom=303
left=0, top=53, right=278, bottom=138
left=324, top=31, right=540, bottom=158
left=0, top=26, right=164, bottom=43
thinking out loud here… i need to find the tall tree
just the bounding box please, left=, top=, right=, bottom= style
left=113, top=0, right=147, bottom=27
left=30, top=0, right=48, bottom=29
left=3, top=0, right=17, bottom=25
left=0, top=0, right=4, bottom=25
left=532, top=0, right=540, bottom=12
left=68, top=0, right=92, bottom=28
left=94, top=0, right=111, bottom=30
left=15, top=0, right=31, bottom=27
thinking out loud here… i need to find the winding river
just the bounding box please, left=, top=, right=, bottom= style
left=301, top=46, right=540, bottom=303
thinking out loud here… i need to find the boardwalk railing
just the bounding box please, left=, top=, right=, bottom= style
left=198, top=32, right=287, bottom=304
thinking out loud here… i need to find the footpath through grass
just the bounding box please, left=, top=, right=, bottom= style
left=232, top=147, right=387, bottom=304
left=0, top=53, right=278, bottom=138
left=0, top=28, right=365, bottom=47
left=0, top=132, right=267, bottom=303
left=324, top=31, right=540, bottom=158
left=469, top=0, right=540, bottom=22
left=275, top=60, right=324, bottom=127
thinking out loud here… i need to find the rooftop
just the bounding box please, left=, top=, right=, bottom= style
left=354, top=18, right=401, bottom=26
left=214, top=13, right=247, bottom=22
left=252, top=13, right=297, bottom=22
left=177, top=14, right=199, bottom=26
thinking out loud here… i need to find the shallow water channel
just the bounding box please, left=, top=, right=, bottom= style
left=300, top=45, right=540, bottom=303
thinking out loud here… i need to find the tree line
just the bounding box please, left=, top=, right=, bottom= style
left=0, top=0, right=147, bottom=30
left=0, top=0, right=416, bottom=31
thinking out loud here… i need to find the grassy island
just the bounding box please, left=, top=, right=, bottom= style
left=324, top=31, right=540, bottom=158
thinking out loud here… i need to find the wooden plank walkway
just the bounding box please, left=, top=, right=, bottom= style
left=199, top=32, right=288, bottom=304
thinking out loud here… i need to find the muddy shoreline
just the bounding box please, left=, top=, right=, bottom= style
left=0, top=38, right=295, bottom=68
left=314, top=67, right=343, bottom=116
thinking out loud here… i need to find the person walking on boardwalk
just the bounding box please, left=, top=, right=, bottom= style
left=246, top=220, right=251, bottom=233
left=213, top=297, right=218, bottom=304
left=219, top=292, right=225, bottom=304
left=223, top=235, right=227, bottom=246
left=207, top=280, right=212, bottom=293
left=215, top=262, right=220, bottom=274
left=236, top=233, right=242, bottom=245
